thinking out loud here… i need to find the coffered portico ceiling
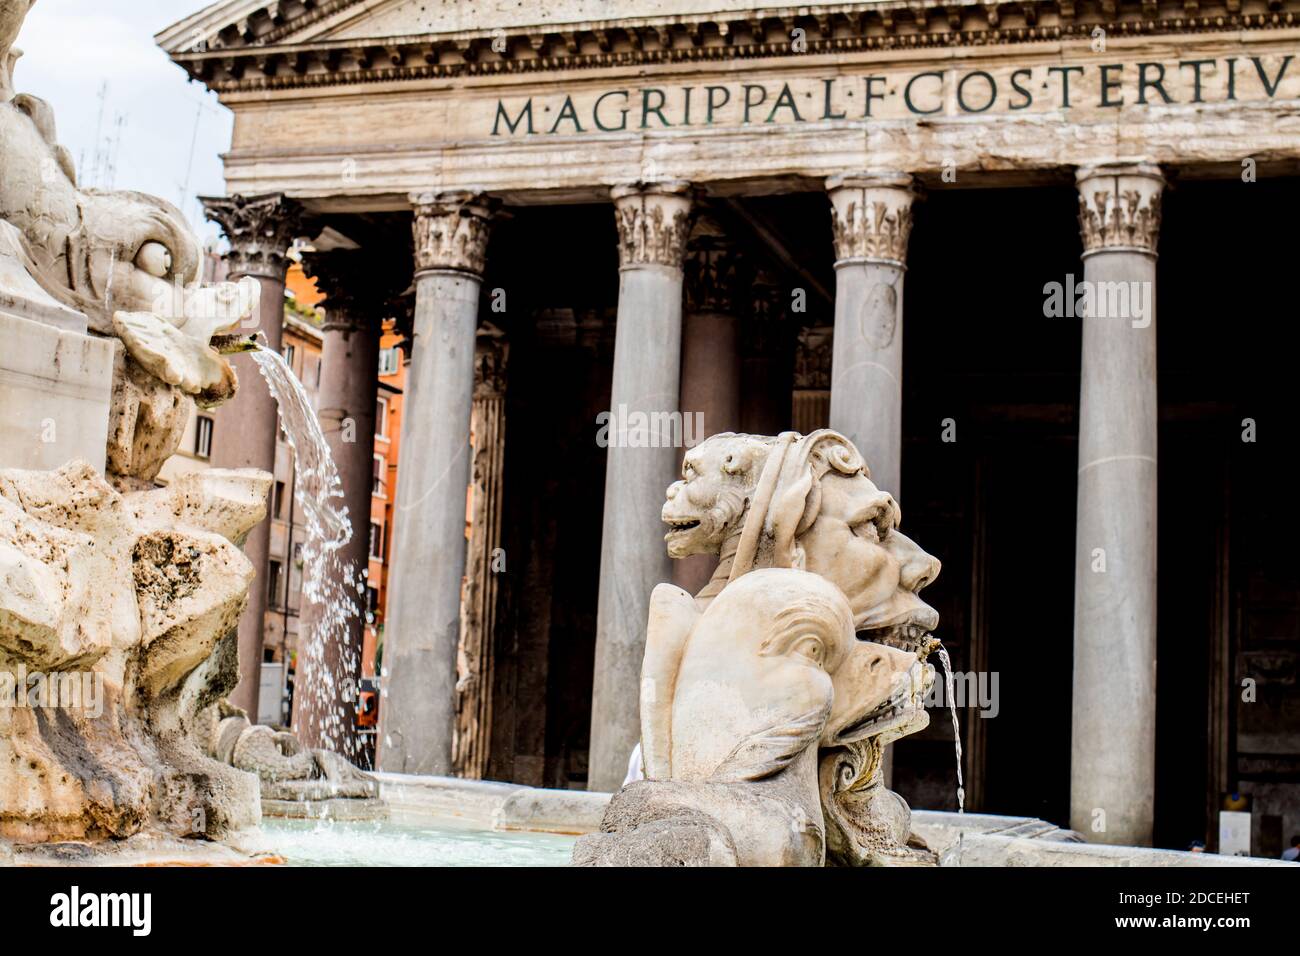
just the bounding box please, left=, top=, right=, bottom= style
left=159, top=0, right=1300, bottom=208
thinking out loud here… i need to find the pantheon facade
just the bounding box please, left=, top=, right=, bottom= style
left=162, top=0, right=1300, bottom=852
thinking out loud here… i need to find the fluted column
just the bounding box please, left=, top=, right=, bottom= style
left=1070, top=163, right=1164, bottom=846
left=673, top=214, right=743, bottom=596
left=201, top=193, right=302, bottom=715
left=825, top=172, right=917, bottom=497
left=292, top=249, right=402, bottom=758
left=452, top=326, right=509, bottom=779
left=589, top=181, right=693, bottom=792
left=378, top=190, right=496, bottom=775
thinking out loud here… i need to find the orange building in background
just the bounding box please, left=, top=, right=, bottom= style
left=366, top=319, right=406, bottom=682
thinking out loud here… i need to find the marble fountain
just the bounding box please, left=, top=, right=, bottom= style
left=0, top=0, right=1286, bottom=868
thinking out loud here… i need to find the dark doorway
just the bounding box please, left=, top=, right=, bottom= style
left=487, top=204, right=618, bottom=788
left=896, top=183, right=1083, bottom=825
left=1155, top=177, right=1300, bottom=852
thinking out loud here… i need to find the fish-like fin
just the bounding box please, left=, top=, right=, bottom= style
left=639, top=583, right=699, bottom=780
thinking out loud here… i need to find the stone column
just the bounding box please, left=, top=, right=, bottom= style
left=201, top=193, right=302, bottom=716
left=291, top=249, right=398, bottom=758
left=1069, top=163, right=1163, bottom=846
left=738, top=272, right=790, bottom=436
left=378, top=191, right=496, bottom=775
left=825, top=172, right=917, bottom=497
left=673, top=214, right=743, bottom=596
left=589, top=181, right=693, bottom=792
left=452, top=325, right=510, bottom=780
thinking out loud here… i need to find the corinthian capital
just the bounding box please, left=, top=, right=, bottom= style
left=201, top=193, right=303, bottom=279
left=826, top=171, right=917, bottom=267
left=611, top=181, right=694, bottom=269
left=1076, top=163, right=1164, bottom=257
left=410, top=190, right=496, bottom=276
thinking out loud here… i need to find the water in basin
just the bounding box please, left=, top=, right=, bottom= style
left=259, top=818, right=576, bottom=867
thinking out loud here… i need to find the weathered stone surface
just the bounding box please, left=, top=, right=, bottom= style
left=1, top=0, right=258, bottom=486
left=0, top=461, right=270, bottom=842
left=0, top=0, right=335, bottom=853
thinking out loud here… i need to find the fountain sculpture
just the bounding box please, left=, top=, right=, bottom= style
left=575, top=430, right=943, bottom=866
left=0, top=0, right=325, bottom=855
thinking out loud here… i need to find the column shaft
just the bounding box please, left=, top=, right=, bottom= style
left=1070, top=164, right=1163, bottom=846
left=589, top=181, right=693, bottom=792
left=378, top=192, right=494, bottom=775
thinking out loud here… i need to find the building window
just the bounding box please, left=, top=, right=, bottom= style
left=378, top=347, right=401, bottom=376
left=273, top=480, right=287, bottom=519
left=194, top=415, right=214, bottom=459
left=267, top=560, right=282, bottom=607
left=375, top=396, right=388, bottom=438
left=281, top=343, right=296, bottom=368
left=365, top=584, right=380, bottom=624
left=369, top=521, right=385, bottom=561
left=372, top=455, right=385, bottom=496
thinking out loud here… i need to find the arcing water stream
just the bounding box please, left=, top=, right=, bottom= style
left=251, top=347, right=363, bottom=758
left=934, top=644, right=966, bottom=814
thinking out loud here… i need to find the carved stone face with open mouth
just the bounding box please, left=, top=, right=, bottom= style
left=661, top=434, right=770, bottom=559
left=0, top=57, right=259, bottom=410
left=823, top=641, right=934, bottom=747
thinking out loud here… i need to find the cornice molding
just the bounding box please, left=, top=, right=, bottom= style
left=163, top=1, right=1300, bottom=93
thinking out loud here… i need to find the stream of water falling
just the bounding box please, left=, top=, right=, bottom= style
left=933, top=645, right=965, bottom=814
left=251, top=348, right=363, bottom=757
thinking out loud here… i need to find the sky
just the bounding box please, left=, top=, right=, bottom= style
left=13, top=1, right=230, bottom=240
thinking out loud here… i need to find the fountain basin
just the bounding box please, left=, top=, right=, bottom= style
left=253, top=776, right=1286, bottom=866
left=4, top=775, right=1289, bottom=866
left=255, top=818, right=575, bottom=867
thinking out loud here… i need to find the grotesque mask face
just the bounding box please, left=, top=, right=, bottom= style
left=797, top=471, right=941, bottom=650
left=80, top=190, right=259, bottom=406
left=660, top=431, right=942, bottom=653
left=662, top=433, right=770, bottom=558
left=0, top=67, right=259, bottom=410
left=822, top=639, right=933, bottom=747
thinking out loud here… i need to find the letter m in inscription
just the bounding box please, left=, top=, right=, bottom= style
left=493, top=99, right=535, bottom=136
